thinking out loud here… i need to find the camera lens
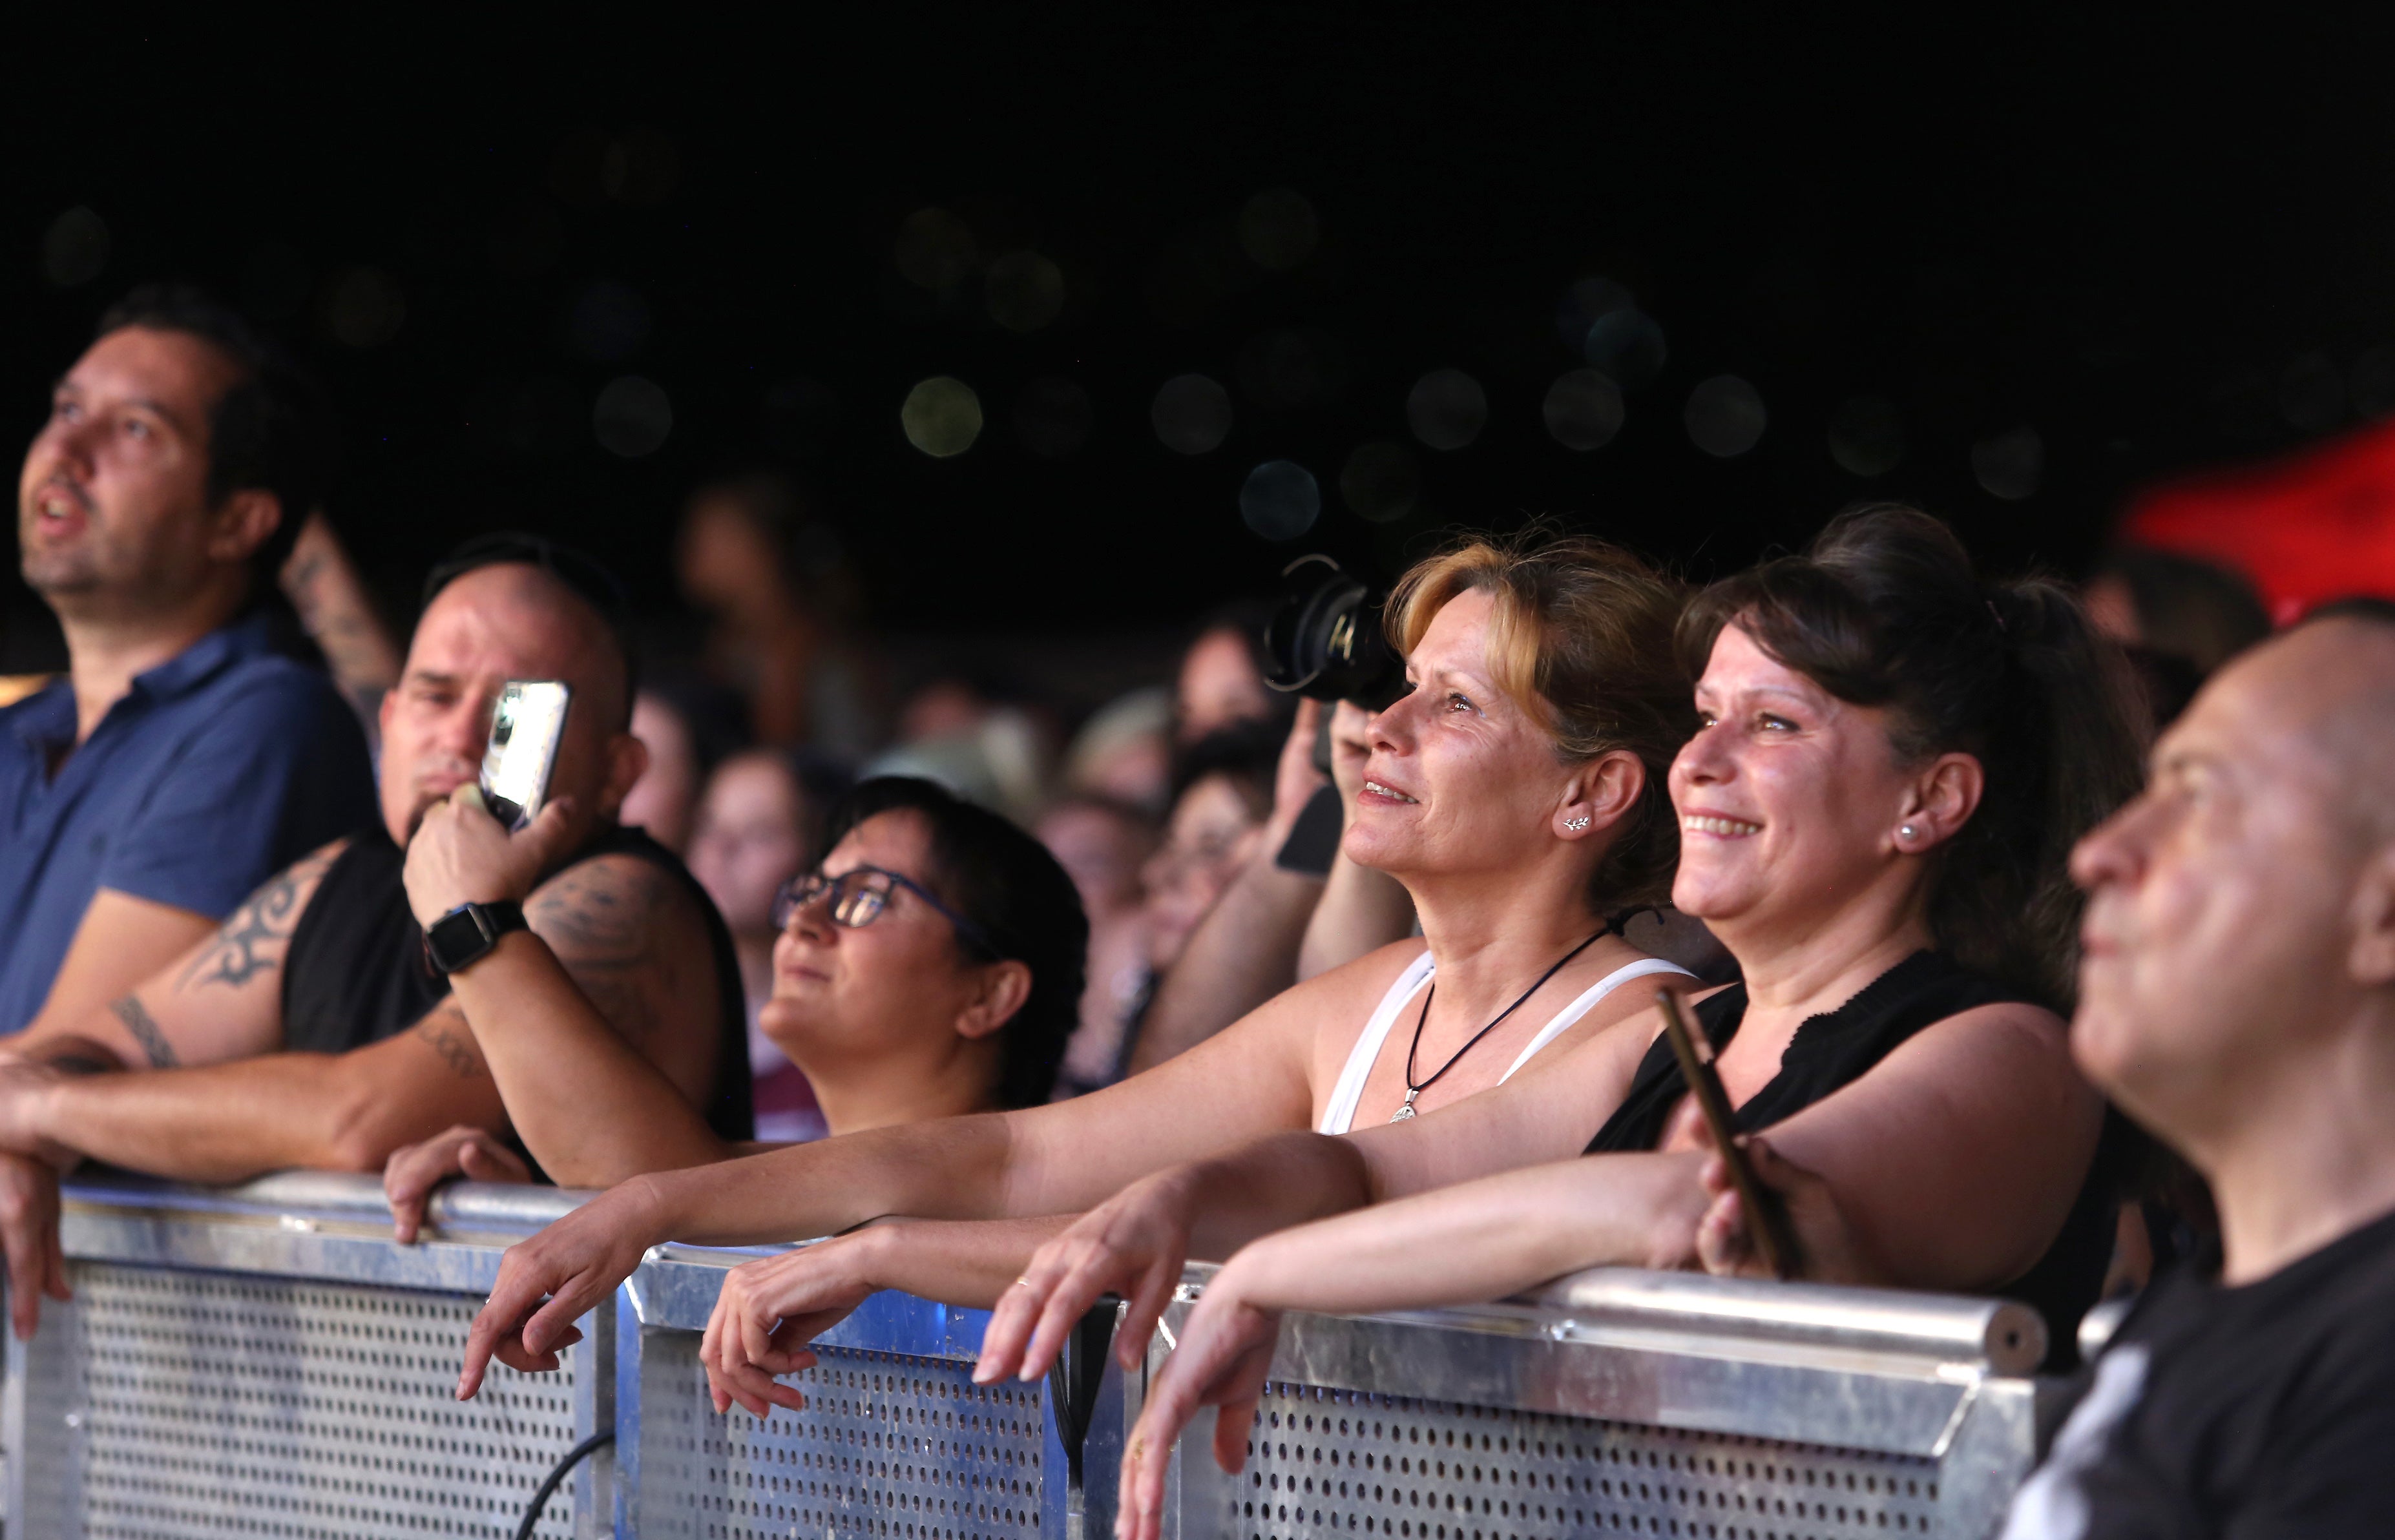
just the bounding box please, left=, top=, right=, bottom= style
left=1260, top=554, right=1407, bottom=709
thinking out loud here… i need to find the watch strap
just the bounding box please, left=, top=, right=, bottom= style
left=423, top=899, right=530, bottom=975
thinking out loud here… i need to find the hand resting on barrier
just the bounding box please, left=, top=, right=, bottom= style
left=700, top=1215, right=1083, bottom=1416
left=0, top=1150, right=70, bottom=1340
left=457, top=1179, right=660, bottom=1398
left=974, top=1165, right=1206, bottom=1386
left=1692, top=1132, right=1874, bottom=1282
left=384, top=1125, right=533, bottom=1245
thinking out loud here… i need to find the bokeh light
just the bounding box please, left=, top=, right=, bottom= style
left=1971, top=425, right=2042, bottom=499
left=986, top=251, right=1066, bottom=333
left=42, top=207, right=109, bottom=288
left=1241, top=460, right=1321, bottom=540
left=1826, top=394, right=1905, bottom=476
left=1584, top=307, right=1669, bottom=390
left=1340, top=442, right=1420, bottom=523
left=565, top=279, right=653, bottom=362
left=894, top=208, right=979, bottom=291
left=2279, top=351, right=2345, bottom=433
left=324, top=267, right=406, bottom=348
left=1684, top=375, right=1766, bottom=457
left=1015, top=376, right=1093, bottom=457
left=1542, top=369, right=1624, bottom=451
left=593, top=375, right=673, bottom=457
left=902, top=377, right=984, bottom=457
left=1407, top=368, right=1487, bottom=450
left=1555, top=276, right=1633, bottom=353
left=1237, top=189, right=1320, bottom=270
left=1152, top=374, right=1234, bottom=454
left=1237, top=328, right=1348, bottom=411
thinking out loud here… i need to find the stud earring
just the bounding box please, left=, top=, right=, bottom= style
left=1565, top=816, right=1591, bottom=831
left=1899, top=824, right=1918, bottom=842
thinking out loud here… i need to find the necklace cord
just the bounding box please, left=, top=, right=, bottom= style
left=1401, top=926, right=1612, bottom=1100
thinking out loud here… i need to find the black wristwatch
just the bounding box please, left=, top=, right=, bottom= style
left=423, top=899, right=529, bottom=975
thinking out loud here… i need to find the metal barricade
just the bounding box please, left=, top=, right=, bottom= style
left=6, top=1176, right=2049, bottom=1539
left=7, top=1171, right=611, bottom=1539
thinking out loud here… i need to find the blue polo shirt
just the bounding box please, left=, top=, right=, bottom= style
left=0, top=610, right=376, bottom=1034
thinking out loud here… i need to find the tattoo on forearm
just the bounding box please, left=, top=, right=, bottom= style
left=176, top=845, right=340, bottom=994
left=110, top=995, right=180, bottom=1069
left=413, top=1004, right=483, bottom=1079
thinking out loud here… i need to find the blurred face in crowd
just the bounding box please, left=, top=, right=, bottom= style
left=619, top=691, right=702, bottom=852
left=1039, top=801, right=1157, bottom=923
left=1175, top=626, right=1272, bottom=744
left=689, top=752, right=813, bottom=939
left=1141, top=775, right=1263, bottom=970
left=762, top=809, right=1008, bottom=1070
left=20, top=326, right=260, bottom=618
left=1340, top=588, right=1603, bottom=887
left=377, top=563, right=644, bottom=850
left=2070, top=621, right=2395, bottom=1152
left=676, top=492, right=786, bottom=620
left=1669, top=623, right=1973, bottom=937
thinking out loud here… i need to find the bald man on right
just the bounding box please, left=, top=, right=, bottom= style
left=1998, top=600, right=2395, bottom=1537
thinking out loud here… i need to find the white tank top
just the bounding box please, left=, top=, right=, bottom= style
left=1314, top=950, right=1696, bottom=1134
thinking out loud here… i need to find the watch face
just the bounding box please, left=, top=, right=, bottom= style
left=425, top=906, right=493, bottom=973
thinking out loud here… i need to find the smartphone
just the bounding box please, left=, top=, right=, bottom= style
left=1655, top=986, right=1799, bottom=1280
left=480, top=681, right=572, bottom=831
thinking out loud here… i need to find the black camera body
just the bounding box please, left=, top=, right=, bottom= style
left=1260, top=554, right=1408, bottom=712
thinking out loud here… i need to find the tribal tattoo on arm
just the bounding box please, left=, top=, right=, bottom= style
left=109, top=995, right=180, bottom=1070
left=174, top=843, right=346, bottom=994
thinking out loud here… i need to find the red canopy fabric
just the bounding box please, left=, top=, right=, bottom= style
left=2125, top=417, right=2395, bottom=624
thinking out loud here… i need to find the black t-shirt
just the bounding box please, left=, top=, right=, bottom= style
left=282, top=822, right=753, bottom=1143
left=2000, top=1205, right=2395, bottom=1539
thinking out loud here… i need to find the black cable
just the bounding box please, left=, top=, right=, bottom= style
left=514, top=1430, right=615, bottom=1540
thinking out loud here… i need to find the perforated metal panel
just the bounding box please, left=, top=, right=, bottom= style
left=633, top=1333, right=1047, bottom=1540
left=23, top=1260, right=585, bottom=1539
left=1192, top=1382, right=1943, bottom=1540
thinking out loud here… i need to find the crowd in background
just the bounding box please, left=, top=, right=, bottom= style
left=7, top=284, right=2391, bottom=1539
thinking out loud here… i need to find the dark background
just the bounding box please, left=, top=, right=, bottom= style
left=8, top=10, right=2391, bottom=675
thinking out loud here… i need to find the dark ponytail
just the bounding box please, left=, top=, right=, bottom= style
left=1679, top=506, right=2146, bottom=1009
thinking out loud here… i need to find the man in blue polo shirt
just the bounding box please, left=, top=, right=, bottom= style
left=0, top=286, right=374, bottom=1041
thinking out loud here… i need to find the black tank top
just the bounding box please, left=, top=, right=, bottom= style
left=1585, top=949, right=2115, bottom=1368
left=282, top=823, right=754, bottom=1143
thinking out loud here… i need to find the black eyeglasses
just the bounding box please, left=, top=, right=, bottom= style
left=773, top=866, right=1001, bottom=957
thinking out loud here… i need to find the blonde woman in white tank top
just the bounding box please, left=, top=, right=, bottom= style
left=459, top=537, right=1697, bottom=1411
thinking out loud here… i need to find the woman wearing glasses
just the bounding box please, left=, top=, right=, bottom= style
left=379, top=776, right=1085, bottom=1235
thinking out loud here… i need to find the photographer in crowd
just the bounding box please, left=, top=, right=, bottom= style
left=1, top=286, right=374, bottom=1041
left=1974, top=603, right=2395, bottom=1535
left=0, top=536, right=748, bottom=1337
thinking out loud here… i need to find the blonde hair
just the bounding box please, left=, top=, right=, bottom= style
left=1386, top=532, right=1692, bottom=908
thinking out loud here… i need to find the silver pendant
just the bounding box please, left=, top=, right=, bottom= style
left=1389, top=1093, right=1419, bottom=1123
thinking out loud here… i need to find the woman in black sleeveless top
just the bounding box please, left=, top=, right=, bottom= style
left=1089, top=509, right=2148, bottom=1525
